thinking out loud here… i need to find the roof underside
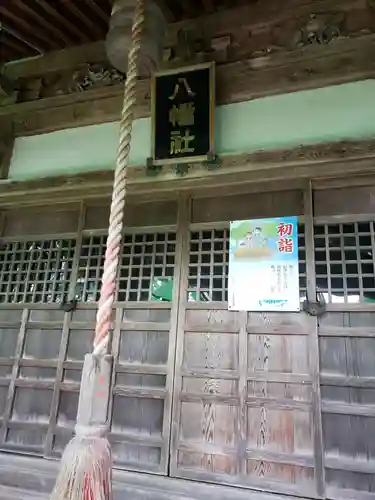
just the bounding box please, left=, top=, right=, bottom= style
left=0, top=0, right=252, bottom=64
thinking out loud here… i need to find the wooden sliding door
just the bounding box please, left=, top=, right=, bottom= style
left=170, top=189, right=325, bottom=498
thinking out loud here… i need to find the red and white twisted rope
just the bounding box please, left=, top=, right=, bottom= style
left=93, top=0, right=145, bottom=357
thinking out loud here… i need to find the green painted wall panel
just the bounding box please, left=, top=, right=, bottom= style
left=8, top=80, right=375, bottom=181
left=9, top=118, right=149, bottom=180
left=216, top=80, right=375, bottom=154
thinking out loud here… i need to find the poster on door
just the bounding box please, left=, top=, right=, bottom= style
left=228, top=216, right=300, bottom=312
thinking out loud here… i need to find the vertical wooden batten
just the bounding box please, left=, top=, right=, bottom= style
left=304, top=181, right=325, bottom=498
left=170, top=193, right=191, bottom=476
left=237, top=310, right=248, bottom=478
left=164, top=193, right=190, bottom=474
left=0, top=122, right=14, bottom=180
left=106, top=307, right=122, bottom=449
left=43, top=203, right=86, bottom=456
left=0, top=308, right=29, bottom=445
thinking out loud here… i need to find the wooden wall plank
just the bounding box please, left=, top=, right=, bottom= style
left=3, top=206, right=80, bottom=238
left=314, top=185, right=375, bottom=217
left=192, top=190, right=303, bottom=224
left=85, top=200, right=178, bottom=230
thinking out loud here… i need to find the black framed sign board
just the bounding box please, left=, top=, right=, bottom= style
left=151, top=62, right=215, bottom=165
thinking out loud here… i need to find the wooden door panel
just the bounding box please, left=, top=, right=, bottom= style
left=246, top=406, right=313, bottom=454
left=319, top=311, right=375, bottom=500
left=0, top=307, right=65, bottom=456
left=179, top=401, right=238, bottom=446
left=178, top=449, right=238, bottom=476
left=182, top=377, right=238, bottom=395
left=171, top=305, right=240, bottom=480
left=245, top=460, right=315, bottom=494
left=244, top=312, right=316, bottom=496
left=247, top=380, right=312, bottom=402
left=111, top=303, right=175, bottom=474
left=247, top=334, right=309, bottom=374
left=183, top=332, right=238, bottom=371
left=171, top=304, right=318, bottom=497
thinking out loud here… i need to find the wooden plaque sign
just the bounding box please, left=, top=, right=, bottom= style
left=151, top=62, right=215, bottom=165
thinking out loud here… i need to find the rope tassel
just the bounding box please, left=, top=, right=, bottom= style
left=50, top=354, right=114, bottom=500
left=50, top=1, right=145, bottom=498
left=49, top=430, right=112, bottom=500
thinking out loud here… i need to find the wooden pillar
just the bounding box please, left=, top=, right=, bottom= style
left=0, top=120, right=14, bottom=180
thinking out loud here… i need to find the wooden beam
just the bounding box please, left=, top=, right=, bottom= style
left=0, top=5, right=59, bottom=49
left=16, top=0, right=74, bottom=45
left=84, top=0, right=110, bottom=24
left=0, top=0, right=374, bottom=130
left=61, top=0, right=103, bottom=39
left=180, top=0, right=196, bottom=17
left=1, top=31, right=28, bottom=61
left=127, top=139, right=375, bottom=196
left=1, top=138, right=375, bottom=208
left=1, top=21, right=44, bottom=54
left=35, top=0, right=90, bottom=43
left=1, top=32, right=34, bottom=56
left=202, top=0, right=215, bottom=14
left=0, top=140, right=14, bottom=180
left=3, top=41, right=107, bottom=80
left=1, top=45, right=20, bottom=63
left=168, top=0, right=361, bottom=39
left=4, top=0, right=374, bottom=73
left=154, top=0, right=176, bottom=22
left=0, top=121, right=14, bottom=180
left=0, top=74, right=16, bottom=97
left=1, top=33, right=374, bottom=136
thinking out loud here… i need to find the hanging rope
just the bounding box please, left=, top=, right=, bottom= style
left=93, top=0, right=145, bottom=357
left=50, top=4, right=147, bottom=499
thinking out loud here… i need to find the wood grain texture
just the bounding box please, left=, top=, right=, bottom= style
left=167, top=187, right=320, bottom=496
left=303, top=184, right=325, bottom=497
left=0, top=180, right=375, bottom=498
left=319, top=310, right=375, bottom=496
left=1, top=0, right=375, bottom=135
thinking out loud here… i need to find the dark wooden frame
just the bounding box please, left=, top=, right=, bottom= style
left=150, top=61, right=215, bottom=166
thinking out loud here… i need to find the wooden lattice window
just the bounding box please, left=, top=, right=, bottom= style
left=188, top=229, right=229, bottom=302
left=0, top=239, right=76, bottom=304
left=76, top=235, right=106, bottom=302
left=118, top=232, right=176, bottom=302
left=188, top=225, right=307, bottom=302
left=299, top=223, right=307, bottom=301
left=314, top=221, right=375, bottom=304
left=76, top=232, right=176, bottom=302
